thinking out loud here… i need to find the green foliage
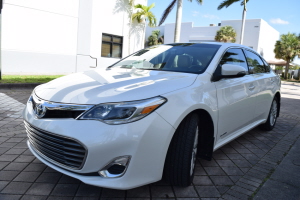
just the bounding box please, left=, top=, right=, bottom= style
left=132, top=3, right=157, bottom=27
left=274, top=32, right=300, bottom=79
left=275, top=66, right=283, bottom=70
left=147, top=30, right=164, bottom=46
left=0, top=75, right=64, bottom=83
left=217, top=0, right=249, bottom=10
left=215, top=26, right=237, bottom=43
left=290, top=65, right=300, bottom=70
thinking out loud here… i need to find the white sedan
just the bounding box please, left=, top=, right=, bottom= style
left=23, top=43, right=281, bottom=189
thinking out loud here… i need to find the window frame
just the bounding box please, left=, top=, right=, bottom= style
left=243, top=49, right=268, bottom=74
left=211, top=47, right=250, bottom=82
left=101, top=33, right=123, bottom=58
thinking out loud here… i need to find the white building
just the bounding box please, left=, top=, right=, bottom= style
left=146, top=19, right=280, bottom=62
left=2, top=0, right=147, bottom=75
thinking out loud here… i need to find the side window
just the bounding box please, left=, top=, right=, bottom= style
left=220, top=48, right=249, bottom=73
left=261, top=58, right=271, bottom=72
left=244, top=50, right=266, bottom=74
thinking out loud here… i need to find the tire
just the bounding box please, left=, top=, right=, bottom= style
left=260, top=97, right=279, bottom=131
left=163, top=113, right=199, bottom=186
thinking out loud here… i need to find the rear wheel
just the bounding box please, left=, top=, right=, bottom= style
left=163, top=113, right=199, bottom=186
left=260, top=97, right=278, bottom=131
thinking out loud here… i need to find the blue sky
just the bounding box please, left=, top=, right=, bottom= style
left=147, top=0, right=300, bottom=35
left=147, top=0, right=300, bottom=64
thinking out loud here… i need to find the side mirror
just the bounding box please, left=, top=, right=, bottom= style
left=212, top=64, right=247, bottom=82
left=221, top=64, right=247, bottom=76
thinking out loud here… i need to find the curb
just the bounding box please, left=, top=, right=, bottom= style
left=0, top=83, right=41, bottom=89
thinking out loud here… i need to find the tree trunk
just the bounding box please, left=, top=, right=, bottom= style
left=174, top=0, right=183, bottom=42
left=240, top=0, right=246, bottom=45
left=285, top=59, right=290, bottom=79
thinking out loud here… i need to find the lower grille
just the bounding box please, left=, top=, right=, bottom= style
left=25, top=121, right=87, bottom=170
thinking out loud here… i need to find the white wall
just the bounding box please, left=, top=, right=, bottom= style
left=257, top=19, right=279, bottom=61
left=222, top=19, right=261, bottom=51
left=2, top=0, right=79, bottom=74
left=2, top=0, right=147, bottom=74
left=146, top=19, right=279, bottom=61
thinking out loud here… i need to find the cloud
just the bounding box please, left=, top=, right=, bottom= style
left=270, top=18, right=289, bottom=25
left=201, top=14, right=219, bottom=20
left=192, top=11, right=199, bottom=17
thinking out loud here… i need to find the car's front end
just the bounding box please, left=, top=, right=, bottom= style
left=23, top=43, right=222, bottom=189
left=24, top=91, right=174, bottom=189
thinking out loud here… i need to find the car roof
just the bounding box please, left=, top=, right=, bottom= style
left=165, top=42, right=250, bottom=49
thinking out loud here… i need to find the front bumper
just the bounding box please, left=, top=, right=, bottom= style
left=23, top=102, right=175, bottom=189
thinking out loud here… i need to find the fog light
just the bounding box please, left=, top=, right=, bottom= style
left=98, top=156, right=131, bottom=178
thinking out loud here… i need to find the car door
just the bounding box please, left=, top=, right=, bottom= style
left=243, top=50, right=275, bottom=121
left=213, top=48, right=257, bottom=144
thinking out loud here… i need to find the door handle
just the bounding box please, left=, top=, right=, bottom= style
left=248, top=85, right=255, bottom=91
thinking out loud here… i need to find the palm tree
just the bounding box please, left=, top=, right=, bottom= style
left=132, top=3, right=157, bottom=48
left=217, top=0, right=249, bottom=45
left=147, top=30, right=164, bottom=46
left=274, top=33, right=300, bottom=79
left=215, top=26, right=237, bottom=43
left=158, top=0, right=203, bottom=43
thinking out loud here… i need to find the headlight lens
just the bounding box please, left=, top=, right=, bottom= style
left=78, top=96, right=167, bottom=124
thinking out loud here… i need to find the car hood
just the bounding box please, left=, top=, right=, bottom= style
left=34, top=68, right=198, bottom=104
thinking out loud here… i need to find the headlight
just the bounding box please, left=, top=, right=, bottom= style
left=78, top=96, right=167, bottom=125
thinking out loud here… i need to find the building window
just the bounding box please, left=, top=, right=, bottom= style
left=101, top=34, right=123, bottom=58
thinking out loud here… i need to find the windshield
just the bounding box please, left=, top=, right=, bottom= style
left=109, top=43, right=221, bottom=74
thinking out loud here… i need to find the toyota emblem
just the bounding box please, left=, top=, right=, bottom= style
left=34, top=103, right=47, bottom=118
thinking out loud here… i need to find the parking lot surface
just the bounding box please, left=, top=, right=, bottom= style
left=0, top=82, right=300, bottom=199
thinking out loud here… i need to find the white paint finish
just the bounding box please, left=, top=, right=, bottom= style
left=221, top=64, right=247, bottom=75
left=2, top=50, right=76, bottom=74
left=34, top=68, right=198, bottom=104
left=23, top=42, right=281, bottom=189
left=5, top=0, right=79, bottom=17
left=24, top=106, right=175, bottom=190
left=2, top=4, right=78, bottom=55
left=214, top=75, right=257, bottom=142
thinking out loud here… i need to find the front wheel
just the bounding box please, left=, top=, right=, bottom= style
left=260, top=97, right=279, bottom=131
left=163, top=113, right=199, bottom=186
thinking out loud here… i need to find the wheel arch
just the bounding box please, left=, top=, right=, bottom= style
left=165, top=109, right=215, bottom=163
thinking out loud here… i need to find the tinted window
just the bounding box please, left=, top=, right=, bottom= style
left=261, top=58, right=271, bottom=72
left=220, top=48, right=248, bottom=73
left=244, top=50, right=266, bottom=74
left=110, top=43, right=221, bottom=74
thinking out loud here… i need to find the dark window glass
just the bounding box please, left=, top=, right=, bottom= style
left=261, top=58, right=271, bottom=72
left=244, top=50, right=266, bottom=74
left=220, top=48, right=248, bottom=72
left=110, top=43, right=221, bottom=74
left=101, top=43, right=111, bottom=57
left=101, top=34, right=122, bottom=58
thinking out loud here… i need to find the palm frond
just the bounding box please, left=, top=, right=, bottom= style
left=158, top=0, right=176, bottom=26
left=187, top=0, right=203, bottom=5
left=217, top=0, right=240, bottom=10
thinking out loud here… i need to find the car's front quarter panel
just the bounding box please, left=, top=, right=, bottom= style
left=23, top=99, right=175, bottom=189
left=157, top=73, right=218, bottom=136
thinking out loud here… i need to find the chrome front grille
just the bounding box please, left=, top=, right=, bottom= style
left=25, top=121, right=87, bottom=170
left=29, top=94, right=93, bottom=119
